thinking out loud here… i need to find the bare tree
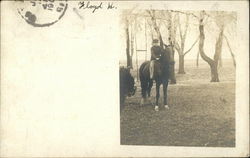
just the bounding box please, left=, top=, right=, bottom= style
left=198, top=11, right=221, bottom=82
left=198, top=11, right=236, bottom=82
left=222, top=12, right=237, bottom=68
left=122, top=8, right=138, bottom=68
left=224, top=35, right=236, bottom=67
left=198, top=11, right=219, bottom=82
left=121, top=10, right=134, bottom=68
left=125, top=18, right=133, bottom=68
left=164, top=11, right=177, bottom=84
left=174, top=13, right=199, bottom=74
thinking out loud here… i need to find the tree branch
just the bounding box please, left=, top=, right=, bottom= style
left=169, top=10, right=199, bottom=19
left=174, top=42, right=181, bottom=54
left=184, top=36, right=199, bottom=56
left=147, top=10, right=165, bottom=47
left=177, top=14, right=183, bottom=40
left=146, top=10, right=153, bottom=17
left=183, top=14, right=190, bottom=43
left=199, top=16, right=214, bottom=65
left=224, top=35, right=236, bottom=67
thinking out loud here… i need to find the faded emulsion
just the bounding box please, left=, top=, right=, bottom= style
left=120, top=9, right=236, bottom=147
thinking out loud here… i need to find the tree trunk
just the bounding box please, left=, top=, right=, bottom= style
left=199, top=18, right=219, bottom=82
left=166, top=11, right=176, bottom=84
left=169, top=64, right=176, bottom=84
left=214, top=29, right=224, bottom=69
left=126, top=20, right=132, bottom=68
left=210, top=63, right=219, bottom=82
left=219, top=53, right=223, bottom=67
left=210, top=28, right=224, bottom=81
left=130, top=29, right=134, bottom=64
left=178, top=54, right=185, bottom=74
left=169, top=46, right=176, bottom=84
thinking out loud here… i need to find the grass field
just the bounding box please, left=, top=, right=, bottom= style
left=120, top=59, right=235, bottom=147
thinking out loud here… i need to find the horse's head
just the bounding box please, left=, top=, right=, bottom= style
left=119, top=67, right=136, bottom=97
left=125, top=69, right=136, bottom=97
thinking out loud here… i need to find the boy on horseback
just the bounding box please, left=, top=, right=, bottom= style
left=150, top=39, right=163, bottom=79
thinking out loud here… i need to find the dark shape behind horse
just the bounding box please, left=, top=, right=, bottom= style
left=119, top=66, right=136, bottom=111
left=139, top=46, right=171, bottom=111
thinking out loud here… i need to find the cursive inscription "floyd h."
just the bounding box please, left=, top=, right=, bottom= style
left=79, top=1, right=103, bottom=13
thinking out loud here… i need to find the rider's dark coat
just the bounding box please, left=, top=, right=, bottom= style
left=150, top=45, right=163, bottom=60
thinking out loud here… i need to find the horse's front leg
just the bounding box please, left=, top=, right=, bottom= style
left=155, top=83, right=160, bottom=111
left=163, top=81, right=169, bottom=109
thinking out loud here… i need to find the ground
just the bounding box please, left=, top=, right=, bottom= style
left=120, top=59, right=235, bottom=147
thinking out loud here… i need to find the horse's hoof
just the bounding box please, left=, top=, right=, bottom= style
left=164, top=105, right=169, bottom=109
left=154, top=106, right=159, bottom=111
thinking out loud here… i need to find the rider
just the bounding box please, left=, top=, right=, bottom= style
left=150, top=39, right=163, bottom=79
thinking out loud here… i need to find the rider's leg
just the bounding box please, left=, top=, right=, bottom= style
left=150, top=60, right=154, bottom=79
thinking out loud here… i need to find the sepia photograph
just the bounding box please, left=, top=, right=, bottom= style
left=1, top=0, right=249, bottom=157
left=119, top=9, right=237, bottom=147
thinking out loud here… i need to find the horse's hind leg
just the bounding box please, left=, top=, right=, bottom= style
left=147, top=80, right=153, bottom=98
left=147, top=80, right=154, bottom=105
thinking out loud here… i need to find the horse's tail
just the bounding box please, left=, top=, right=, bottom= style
left=139, top=61, right=149, bottom=81
left=139, top=61, right=150, bottom=98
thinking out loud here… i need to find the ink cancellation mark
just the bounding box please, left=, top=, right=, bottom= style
left=16, top=0, right=68, bottom=27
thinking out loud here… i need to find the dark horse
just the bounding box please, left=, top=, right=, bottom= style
left=139, top=46, right=170, bottom=111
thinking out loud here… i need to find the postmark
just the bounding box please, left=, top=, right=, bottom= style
left=16, top=0, right=68, bottom=27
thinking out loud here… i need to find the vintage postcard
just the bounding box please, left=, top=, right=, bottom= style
left=1, top=0, right=249, bottom=157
